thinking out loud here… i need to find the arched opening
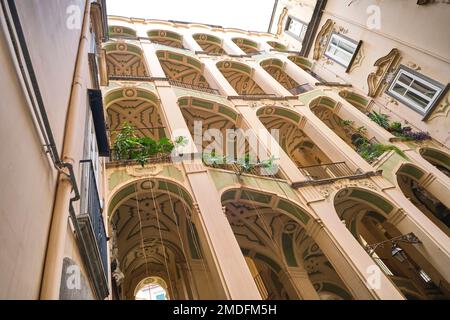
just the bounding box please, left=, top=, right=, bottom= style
left=148, top=29, right=184, bottom=48
left=104, top=42, right=149, bottom=78
left=334, top=187, right=450, bottom=300
left=339, top=90, right=371, bottom=113
left=310, top=96, right=354, bottom=146
left=267, top=41, right=287, bottom=51
left=104, top=88, right=166, bottom=159
left=396, top=163, right=450, bottom=234
left=193, top=33, right=225, bottom=54
left=109, top=178, right=211, bottom=300
left=260, top=58, right=299, bottom=92
left=232, top=37, right=259, bottom=54
left=419, top=147, right=450, bottom=178
left=156, top=50, right=214, bottom=91
left=217, top=61, right=266, bottom=95
left=221, top=188, right=352, bottom=300
left=109, top=25, right=137, bottom=38
left=287, top=55, right=313, bottom=72
left=134, top=276, right=169, bottom=300
left=256, top=106, right=345, bottom=179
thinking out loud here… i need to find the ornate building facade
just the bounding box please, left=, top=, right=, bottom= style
left=0, top=0, right=449, bottom=300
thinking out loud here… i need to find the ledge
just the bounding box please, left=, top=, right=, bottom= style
left=291, top=170, right=382, bottom=188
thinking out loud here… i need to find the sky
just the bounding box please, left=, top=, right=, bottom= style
left=106, top=0, right=276, bottom=32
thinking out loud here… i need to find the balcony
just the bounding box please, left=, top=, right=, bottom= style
left=289, top=83, right=314, bottom=95
left=76, top=160, right=109, bottom=299
left=168, top=79, right=220, bottom=95
left=293, top=161, right=380, bottom=188
left=204, top=160, right=284, bottom=179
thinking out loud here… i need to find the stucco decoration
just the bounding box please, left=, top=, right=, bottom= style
left=276, top=7, right=289, bottom=36
left=427, top=91, right=450, bottom=121
left=349, top=44, right=365, bottom=72
left=313, top=19, right=334, bottom=61
left=367, top=48, right=401, bottom=97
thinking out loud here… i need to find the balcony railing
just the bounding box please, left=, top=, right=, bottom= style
left=168, top=79, right=220, bottom=95
left=108, top=149, right=173, bottom=166
left=204, top=161, right=284, bottom=179
left=299, top=162, right=356, bottom=180
left=77, top=160, right=109, bottom=299
left=289, top=83, right=314, bottom=95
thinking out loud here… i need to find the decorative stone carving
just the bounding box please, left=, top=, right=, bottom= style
left=315, top=178, right=378, bottom=200
left=276, top=7, right=289, bottom=36
left=126, top=165, right=164, bottom=177
left=367, top=48, right=401, bottom=97
left=313, top=19, right=334, bottom=61
left=349, top=44, right=365, bottom=72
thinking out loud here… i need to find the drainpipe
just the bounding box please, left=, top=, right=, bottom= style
left=39, top=0, right=91, bottom=299
left=0, top=0, right=87, bottom=299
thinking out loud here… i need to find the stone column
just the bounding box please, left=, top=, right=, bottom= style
left=140, top=40, right=261, bottom=299
left=279, top=267, right=320, bottom=300
left=401, top=152, right=450, bottom=208
left=295, top=107, right=374, bottom=173
left=302, top=193, right=404, bottom=300
left=248, top=61, right=293, bottom=96
left=222, top=37, right=246, bottom=55
left=278, top=55, right=318, bottom=86
left=236, top=104, right=307, bottom=183
left=376, top=182, right=450, bottom=282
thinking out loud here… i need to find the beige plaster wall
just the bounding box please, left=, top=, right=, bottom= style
left=0, top=0, right=98, bottom=299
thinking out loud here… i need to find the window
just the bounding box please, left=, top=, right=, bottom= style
left=324, top=33, right=358, bottom=68
left=387, top=65, right=445, bottom=115
left=285, top=16, right=308, bottom=41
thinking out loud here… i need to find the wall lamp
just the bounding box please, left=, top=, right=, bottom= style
left=365, top=232, right=422, bottom=262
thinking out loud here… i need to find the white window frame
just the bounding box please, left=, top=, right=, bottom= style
left=387, top=66, right=444, bottom=115
left=285, top=16, right=308, bottom=41
left=324, top=33, right=358, bottom=68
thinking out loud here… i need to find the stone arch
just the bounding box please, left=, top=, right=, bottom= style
left=217, top=60, right=265, bottom=95
left=260, top=58, right=299, bottom=91
left=148, top=29, right=184, bottom=48
left=134, top=276, right=169, bottom=300
left=267, top=41, right=287, bottom=51
left=339, top=90, right=372, bottom=112
left=419, top=147, right=450, bottom=177
left=109, top=25, right=137, bottom=38
left=193, top=33, right=225, bottom=54
left=333, top=186, right=449, bottom=300
left=287, top=55, right=313, bottom=71
left=232, top=37, right=259, bottom=54
left=220, top=186, right=352, bottom=299
left=177, top=96, right=239, bottom=150
left=104, top=86, right=166, bottom=144
left=156, top=50, right=212, bottom=89
left=396, top=163, right=450, bottom=234
left=309, top=95, right=355, bottom=147
left=108, top=177, right=205, bottom=300
left=104, top=41, right=149, bottom=77
left=256, top=105, right=331, bottom=168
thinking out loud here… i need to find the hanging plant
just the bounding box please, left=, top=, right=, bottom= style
left=366, top=111, right=430, bottom=141
left=341, top=119, right=406, bottom=163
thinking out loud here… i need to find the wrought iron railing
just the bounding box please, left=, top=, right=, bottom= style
left=108, top=149, right=173, bottom=165
left=80, top=160, right=108, bottom=277
left=289, top=83, right=314, bottom=95
left=298, top=162, right=356, bottom=181
left=204, top=161, right=283, bottom=179
left=72, top=160, right=110, bottom=298
left=168, top=79, right=220, bottom=95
